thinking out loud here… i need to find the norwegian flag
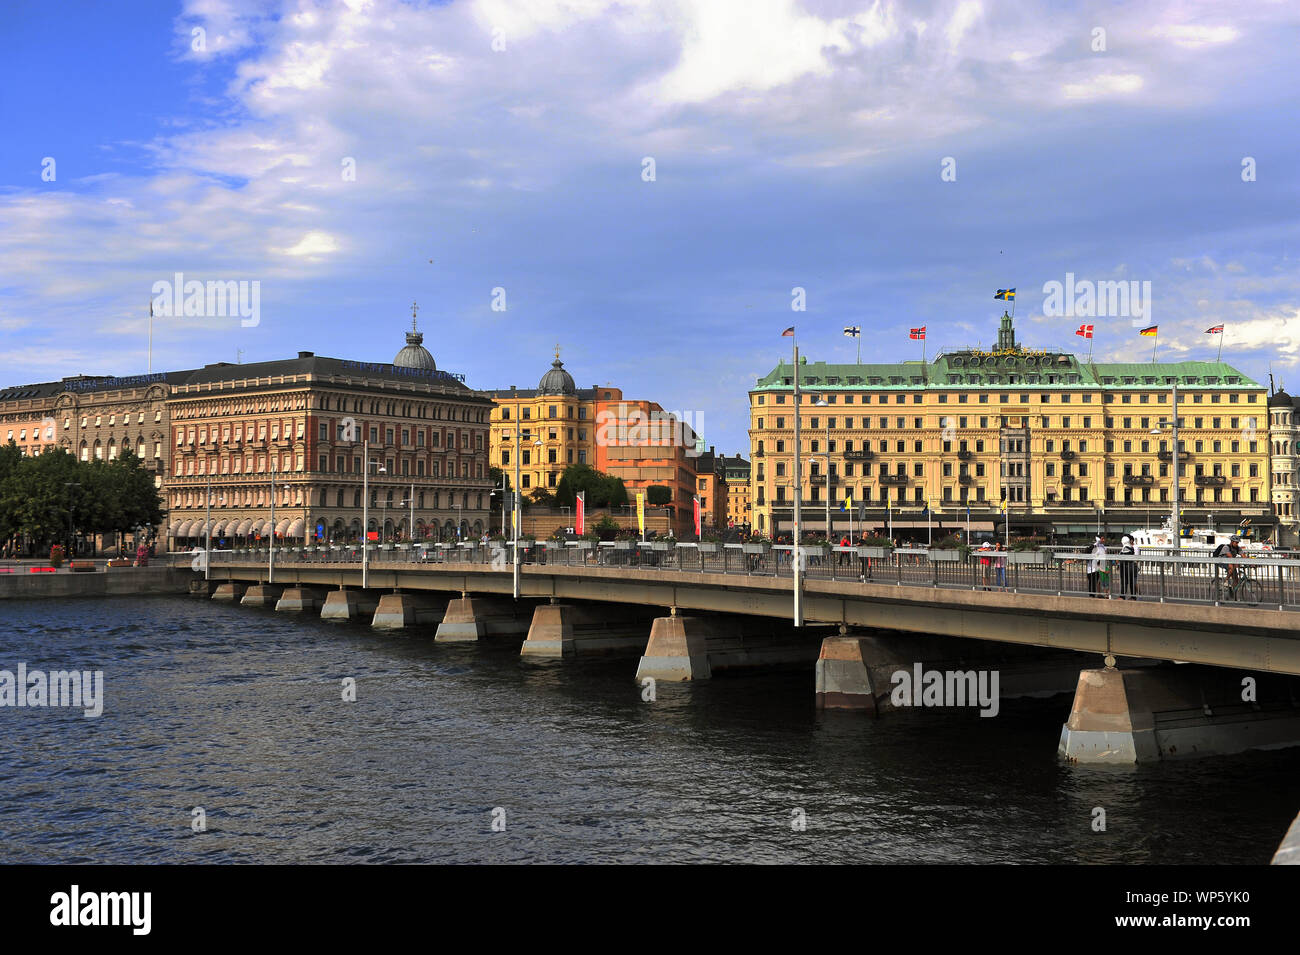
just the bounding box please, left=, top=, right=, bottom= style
left=1075, top=324, right=1094, bottom=339
left=909, top=326, right=926, bottom=340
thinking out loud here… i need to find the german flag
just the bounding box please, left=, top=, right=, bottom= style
left=1139, top=325, right=1158, bottom=337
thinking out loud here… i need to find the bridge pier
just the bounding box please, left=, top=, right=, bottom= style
left=320, top=588, right=379, bottom=622
left=240, top=584, right=284, bottom=608
left=211, top=582, right=247, bottom=602
left=635, top=616, right=712, bottom=681
left=1059, top=665, right=1300, bottom=764
left=436, top=596, right=530, bottom=642
left=815, top=633, right=1088, bottom=713
left=276, top=586, right=325, bottom=612
left=520, top=604, right=576, bottom=658
left=371, top=591, right=443, bottom=630
left=635, top=614, right=824, bottom=682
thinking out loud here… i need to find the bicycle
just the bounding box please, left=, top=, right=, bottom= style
left=1214, top=568, right=1262, bottom=606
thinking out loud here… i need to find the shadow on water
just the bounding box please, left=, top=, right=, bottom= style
left=0, top=595, right=1297, bottom=863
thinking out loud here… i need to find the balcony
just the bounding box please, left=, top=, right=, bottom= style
left=1157, top=450, right=1190, bottom=462
left=1195, top=474, right=1227, bottom=487
left=958, top=474, right=973, bottom=485
left=752, top=449, right=764, bottom=457
left=1122, top=474, right=1155, bottom=487
left=843, top=449, right=873, bottom=460
left=809, top=474, right=839, bottom=486
left=1060, top=450, right=1075, bottom=460
left=880, top=474, right=908, bottom=486
left=957, top=450, right=973, bottom=460
left=1061, top=474, right=1076, bottom=485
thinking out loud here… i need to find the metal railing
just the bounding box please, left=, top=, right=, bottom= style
left=181, top=543, right=1300, bottom=612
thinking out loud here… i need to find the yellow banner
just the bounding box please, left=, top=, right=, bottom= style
left=636, top=492, right=645, bottom=536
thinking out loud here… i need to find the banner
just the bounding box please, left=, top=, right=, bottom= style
left=636, top=492, right=645, bottom=537
left=693, top=495, right=701, bottom=537
left=575, top=491, right=585, bottom=536
left=366, top=530, right=379, bottom=541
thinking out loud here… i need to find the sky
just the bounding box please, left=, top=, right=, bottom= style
left=1, top=0, right=1298, bottom=455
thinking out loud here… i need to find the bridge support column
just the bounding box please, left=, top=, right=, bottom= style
left=1060, top=666, right=1300, bottom=764
left=815, top=636, right=877, bottom=711
left=240, top=584, right=284, bottom=608
left=276, top=586, right=324, bottom=612
left=211, top=582, right=247, bottom=602
left=520, top=604, right=575, bottom=658
left=635, top=616, right=712, bottom=681
left=320, top=588, right=379, bottom=622
left=371, top=592, right=443, bottom=630
left=436, top=596, right=529, bottom=642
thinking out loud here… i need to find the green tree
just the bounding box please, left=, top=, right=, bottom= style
left=645, top=485, right=672, bottom=506
left=555, top=462, right=629, bottom=508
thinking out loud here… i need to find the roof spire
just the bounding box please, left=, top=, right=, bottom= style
left=554, top=343, right=562, bottom=361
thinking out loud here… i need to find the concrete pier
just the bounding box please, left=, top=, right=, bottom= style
left=320, top=588, right=379, bottom=622
left=635, top=615, right=712, bottom=681
left=815, top=633, right=1089, bottom=712
left=211, top=582, right=248, bottom=602
left=1273, top=809, right=1300, bottom=864
left=240, top=584, right=284, bottom=608
left=275, top=586, right=324, bottom=612
left=1059, top=665, right=1300, bottom=763
left=435, top=596, right=530, bottom=642
left=371, top=591, right=443, bottom=630
left=520, top=604, right=576, bottom=658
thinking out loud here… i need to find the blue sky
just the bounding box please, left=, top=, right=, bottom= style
left=1, top=0, right=1298, bottom=455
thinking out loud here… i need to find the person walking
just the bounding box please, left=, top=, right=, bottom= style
left=1087, top=536, right=1107, bottom=597
left=994, top=541, right=1007, bottom=590
left=978, top=541, right=993, bottom=590
left=1119, top=534, right=1138, bottom=599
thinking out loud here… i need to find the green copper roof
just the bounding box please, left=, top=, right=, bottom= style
left=756, top=317, right=1260, bottom=391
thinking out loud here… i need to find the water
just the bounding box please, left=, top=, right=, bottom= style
left=1, top=595, right=1297, bottom=863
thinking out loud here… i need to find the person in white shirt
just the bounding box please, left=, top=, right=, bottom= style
left=1086, top=536, right=1107, bottom=597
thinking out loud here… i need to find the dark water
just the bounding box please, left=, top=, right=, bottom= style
left=1, top=595, right=1297, bottom=864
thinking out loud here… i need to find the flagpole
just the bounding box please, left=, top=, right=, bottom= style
left=791, top=333, right=803, bottom=628
left=148, top=300, right=153, bottom=374
left=1218, top=327, right=1224, bottom=362
left=1153, top=332, right=1158, bottom=364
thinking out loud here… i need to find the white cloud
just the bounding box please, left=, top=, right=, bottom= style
left=1062, top=72, right=1144, bottom=101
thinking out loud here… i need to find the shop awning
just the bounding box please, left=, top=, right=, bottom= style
left=287, top=518, right=305, bottom=538
left=177, top=520, right=193, bottom=538
left=275, top=518, right=291, bottom=537
left=236, top=518, right=253, bottom=536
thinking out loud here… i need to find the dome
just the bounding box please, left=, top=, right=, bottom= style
left=538, top=355, right=575, bottom=395
left=394, top=319, right=435, bottom=372
left=1268, top=389, right=1292, bottom=407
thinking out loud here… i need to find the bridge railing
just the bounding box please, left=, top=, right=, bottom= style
left=187, top=543, right=1300, bottom=611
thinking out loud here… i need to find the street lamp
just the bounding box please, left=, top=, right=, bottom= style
left=64, top=482, right=81, bottom=557
left=359, top=440, right=386, bottom=589
left=815, top=398, right=832, bottom=541
left=1150, top=383, right=1182, bottom=548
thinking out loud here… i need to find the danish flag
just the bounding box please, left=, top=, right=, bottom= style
left=1075, top=324, right=1094, bottom=339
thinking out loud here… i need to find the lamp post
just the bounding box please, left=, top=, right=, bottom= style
left=791, top=335, right=803, bottom=627
left=204, top=473, right=212, bottom=581
left=513, top=405, right=522, bottom=599
left=64, top=482, right=81, bottom=558
left=268, top=460, right=277, bottom=583
left=1151, top=383, right=1181, bottom=549
left=359, top=441, right=386, bottom=589
left=815, top=398, right=832, bottom=541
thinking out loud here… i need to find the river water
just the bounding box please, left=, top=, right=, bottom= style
left=1, top=595, right=1297, bottom=864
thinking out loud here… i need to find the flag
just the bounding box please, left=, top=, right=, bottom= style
left=1206, top=325, right=1224, bottom=334
left=692, top=495, right=701, bottom=537
left=636, top=492, right=645, bottom=536
left=843, top=326, right=861, bottom=338
left=575, top=491, right=585, bottom=536
left=1075, top=324, right=1094, bottom=339
left=995, top=288, right=1016, bottom=300
left=999, top=498, right=1008, bottom=512
left=909, top=326, right=926, bottom=340
left=1139, top=325, right=1158, bottom=337
left=781, top=327, right=795, bottom=337
left=367, top=530, right=379, bottom=541
left=841, top=493, right=852, bottom=512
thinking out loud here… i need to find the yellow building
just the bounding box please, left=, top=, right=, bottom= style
left=722, top=453, right=752, bottom=530
left=748, top=314, right=1271, bottom=541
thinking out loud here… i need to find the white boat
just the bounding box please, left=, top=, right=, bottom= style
left=1129, top=518, right=1272, bottom=555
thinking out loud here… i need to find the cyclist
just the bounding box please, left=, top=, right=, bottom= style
left=1213, top=535, right=1244, bottom=593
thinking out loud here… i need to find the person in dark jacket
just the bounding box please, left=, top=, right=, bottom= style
left=1119, top=534, right=1138, bottom=599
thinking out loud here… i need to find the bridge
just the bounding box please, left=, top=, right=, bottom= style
left=187, top=543, right=1300, bottom=765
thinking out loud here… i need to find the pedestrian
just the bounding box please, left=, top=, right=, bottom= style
left=1087, top=536, right=1107, bottom=597
left=1119, top=534, right=1138, bottom=599
left=979, top=541, right=993, bottom=589
left=838, top=534, right=850, bottom=567
left=994, top=541, right=1007, bottom=589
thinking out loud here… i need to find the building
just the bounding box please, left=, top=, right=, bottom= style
left=1268, top=385, right=1300, bottom=546
left=748, top=313, right=1272, bottom=541
left=164, top=322, right=492, bottom=547
left=485, top=349, right=700, bottom=534
left=721, top=453, right=752, bottom=530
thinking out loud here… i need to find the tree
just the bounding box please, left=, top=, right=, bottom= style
left=645, top=485, right=672, bottom=506
left=555, top=462, right=629, bottom=508
left=528, top=487, right=556, bottom=507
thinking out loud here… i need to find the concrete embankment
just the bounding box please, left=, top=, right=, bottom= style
left=0, top=566, right=192, bottom=600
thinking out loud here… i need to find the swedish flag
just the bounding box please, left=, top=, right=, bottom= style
left=995, top=288, right=1016, bottom=300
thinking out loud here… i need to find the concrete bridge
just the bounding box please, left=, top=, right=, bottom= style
left=191, top=550, right=1300, bottom=766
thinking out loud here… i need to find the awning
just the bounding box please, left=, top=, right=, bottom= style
left=169, top=519, right=182, bottom=535
left=177, top=520, right=193, bottom=538
left=287, top=518, right=305, bottom=538
left=275, top=518, right=291, bottom=537
left=211, top=520, right=227, bottom=537
left=236, top=518, right=253, bottom=536
left=247, top=519, right=264, bottom=537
